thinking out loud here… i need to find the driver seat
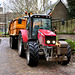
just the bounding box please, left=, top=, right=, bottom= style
left=33, top=25, right=39, bottom=39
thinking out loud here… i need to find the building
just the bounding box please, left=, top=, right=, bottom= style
left=0, top=12, right=19, bottom=34
left=46, top=0, right=68, bottom=19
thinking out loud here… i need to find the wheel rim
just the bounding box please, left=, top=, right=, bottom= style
left=26, top=46, right=30, bottom=64
left=18, top=39, right=22, bottom=55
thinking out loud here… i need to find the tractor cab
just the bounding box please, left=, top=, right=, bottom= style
left=26, top=14, right=52, bottom=39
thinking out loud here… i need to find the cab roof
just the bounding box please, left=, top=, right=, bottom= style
left=21, top=14, right=51, bottom=19
left=31, top=14, right=51, bottom=17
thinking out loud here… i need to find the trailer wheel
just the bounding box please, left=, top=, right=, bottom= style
left=10, top=36, right=15, bottom=49
left=18, top=33, right=24, bottom=57
left=10, top=37, right=11, bottom=48
left=58, top=45, right=71, bottom=65
left=26, top=42, right=39, bottom=66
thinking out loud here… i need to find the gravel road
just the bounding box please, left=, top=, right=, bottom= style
left=0, top=37, right=75, bottom=75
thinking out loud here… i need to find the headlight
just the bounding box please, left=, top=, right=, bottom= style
left=52, top=40, right=55, bottom=44
left=47, top=40, right=50, bottom=44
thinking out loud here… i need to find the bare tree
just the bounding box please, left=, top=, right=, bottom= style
left=3, top=0, right=51, bottom=16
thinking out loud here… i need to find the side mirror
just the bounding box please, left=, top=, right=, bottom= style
left=53, top=26, right=57, bottom=34
left=18, top=18, right=22, bottom=24
left=53, top=26, right=56, bottom=29
left=62, top=20, right=65, bottom=25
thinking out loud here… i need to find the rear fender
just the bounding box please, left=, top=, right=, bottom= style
left=19, top=30, right=28, bottom=42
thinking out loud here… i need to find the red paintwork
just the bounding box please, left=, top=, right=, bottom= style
left=38, top=29, right=56, bottom=46
left=38, top=29, right=56, bottom=36
left=20, top=29, right=28, bottom=42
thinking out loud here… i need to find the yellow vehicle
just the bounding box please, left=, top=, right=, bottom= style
left=9, top=12, right=32, bottom=48
left=9, top=18, right=27, bottom=36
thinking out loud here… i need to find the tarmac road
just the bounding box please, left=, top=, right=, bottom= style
left=0, top=37, right=75, bottom=75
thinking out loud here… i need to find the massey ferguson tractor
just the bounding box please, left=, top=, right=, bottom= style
left=9, top=13, right=71, bottom=66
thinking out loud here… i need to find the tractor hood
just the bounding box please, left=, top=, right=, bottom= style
left=38, top=29, right=56, bottom=36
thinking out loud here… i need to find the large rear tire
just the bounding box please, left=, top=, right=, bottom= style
left=18, top=33, right=24, bottom=57
left=58, top=45, right=71, bottom=65
left=26, top=42, right=39, bottom=66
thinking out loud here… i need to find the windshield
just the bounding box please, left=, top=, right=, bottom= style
left=32, top=18, right=51, bottom=39
left=33, top=18, right=51, bottom=30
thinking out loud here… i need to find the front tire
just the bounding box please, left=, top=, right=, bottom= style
left=58, top=45, right=71, bottom=65
left=26, top=42, right=39, bottom=66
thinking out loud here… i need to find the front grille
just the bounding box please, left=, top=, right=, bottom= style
left=45, top=36, right=56, bottom=44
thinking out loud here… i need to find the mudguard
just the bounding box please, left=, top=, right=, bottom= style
left=20, top=30, right=28, bottom=42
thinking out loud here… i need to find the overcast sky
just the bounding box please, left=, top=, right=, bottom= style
left=0, top=0, right=67, bottom=7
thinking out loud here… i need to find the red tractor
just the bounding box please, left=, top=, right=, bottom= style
left=12, top=14, right=71, bottom=66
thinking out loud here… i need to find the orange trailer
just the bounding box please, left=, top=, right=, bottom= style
left=9, top=19, right=27, bottom=35
left=9, top=12, right=31, bottom=49
left=9, top=12, right=33, bottom=36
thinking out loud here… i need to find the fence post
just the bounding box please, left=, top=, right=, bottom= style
left=71, top=19, right=72, bottom=33
left=59, top=21, right=60, bottom=33
left=66, top=20, right=68, bottom=33
left=56, top=22, right=57, bottom=33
